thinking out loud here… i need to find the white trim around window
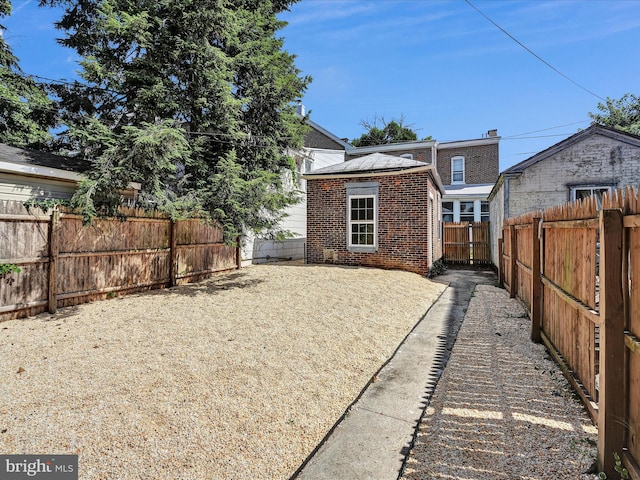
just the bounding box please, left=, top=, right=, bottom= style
left=570, top=185, right=614, bottom=202
left=451, top=156, right=465, bottom=184
left=346, top=182, right=379, bottom=252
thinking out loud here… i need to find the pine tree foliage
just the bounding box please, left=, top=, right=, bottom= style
left=0, top=1, right=57, bottom=148
left=40, top=0, right=310, bottom=239
left=589, top=93, right=640, bottom=136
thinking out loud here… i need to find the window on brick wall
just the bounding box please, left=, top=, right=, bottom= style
left=346, top=182, right=378, bottom=252
left=451, top=156, right=465, bottom=184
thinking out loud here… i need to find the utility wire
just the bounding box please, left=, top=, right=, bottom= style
left=464, top=0, right=606, bottom=101
left=503, top=120, right=590, bottom=138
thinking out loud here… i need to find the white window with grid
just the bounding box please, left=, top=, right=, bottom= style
left=451, top=156, right=465, bottom=184
left=346, top=182, right=378, bottom=252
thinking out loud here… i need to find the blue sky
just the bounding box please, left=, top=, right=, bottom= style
left=4, top=0, right=640, bottom=171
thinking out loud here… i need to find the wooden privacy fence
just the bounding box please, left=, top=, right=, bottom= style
left=443, top=222, right=491, bottom=265
left=498, top=189, right=640, bottom=479
left=0, top=201, right=239, bottom=321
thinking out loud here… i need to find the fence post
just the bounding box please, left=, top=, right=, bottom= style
left=531, top=217, right=542, bottom=343
left=169, top=220, right=177, bottom=287
left=598, top=208, right=626, bottom=478
left=498, top=237, right=504, bottom=286
left=509, top=224, right=517, bottom=298
left=47, top=208, right=60, bottom=314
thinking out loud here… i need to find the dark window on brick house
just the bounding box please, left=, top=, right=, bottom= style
left=460, top=201, right=474, bottom=223
left=443, top=201, right=454, bottom=222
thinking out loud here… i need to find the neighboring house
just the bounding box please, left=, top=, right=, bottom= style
left=345, top=130, right=500, bottom=225
left=488, top=124, right=640, bottom=266
left=303, top=153, right=445, bottom=276
left=243, top=114, right=500, bottom=267
left=0, top=143, right=91, bottom=201
left=242, top=112, right=349, bottom=265
left=0, top=143, right=140, bottom=203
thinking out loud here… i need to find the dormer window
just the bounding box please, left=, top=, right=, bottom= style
left=451, top=156, right=465, bottom=184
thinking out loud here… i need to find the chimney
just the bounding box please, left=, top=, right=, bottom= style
left=487, top=129, right=498, bottom=138
left=296, top=101, right=306, bottom=117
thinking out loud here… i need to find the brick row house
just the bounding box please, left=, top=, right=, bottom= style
left=344, top=130, right=500, bottom=225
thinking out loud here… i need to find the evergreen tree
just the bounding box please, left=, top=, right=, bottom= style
left=0, top=0, right=57, bottom=148
left=41, top=0, right=310, bottom=239
left=589, top=93, right=640, bottom=136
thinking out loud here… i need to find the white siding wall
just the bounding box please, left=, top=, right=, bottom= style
left=242, top=148, right=345, bottom=265
left=0, top=173, right=78, bottom=201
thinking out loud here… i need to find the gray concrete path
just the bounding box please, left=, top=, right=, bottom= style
left=292, top=269, right=496, bottom=480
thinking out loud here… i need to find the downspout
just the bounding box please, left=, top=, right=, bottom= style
left=432, top=141, right=438, bottom=167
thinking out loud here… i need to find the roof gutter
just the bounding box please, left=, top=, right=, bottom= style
left=0, top=160, right=84, bottom=182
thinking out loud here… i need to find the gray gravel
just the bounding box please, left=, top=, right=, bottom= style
left=402, top=284, right=599, bottom=479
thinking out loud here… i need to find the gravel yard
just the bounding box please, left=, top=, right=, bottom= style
left=0, top=263, right=444, bottom=479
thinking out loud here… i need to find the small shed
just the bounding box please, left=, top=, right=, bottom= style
left=303, top=153, right=445, bottom=276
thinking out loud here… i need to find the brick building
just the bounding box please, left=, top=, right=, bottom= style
left=304, top=153, right=444, bottom=276
left=345, top=130, right=500, bottom=224
left=488, top=124, right=640, bottom=266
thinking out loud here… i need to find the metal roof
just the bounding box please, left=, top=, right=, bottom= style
left=304, top=152, right=430, bottom=175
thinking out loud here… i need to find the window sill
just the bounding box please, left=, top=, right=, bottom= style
left=348, top=246, right=378, bottom=253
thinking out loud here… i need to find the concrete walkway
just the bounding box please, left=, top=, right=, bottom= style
left=292, top=269, right=497, bottom=480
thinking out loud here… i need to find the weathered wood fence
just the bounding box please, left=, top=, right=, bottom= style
left=0, top=201, right=239, bottom=321
left=443, top=222, right=491, bottom=265
left=498, top=188, right=640, bottom=479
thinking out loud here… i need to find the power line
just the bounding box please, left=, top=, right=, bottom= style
left=502, top=133, right=576, bottom=140
left=464, top=0, right=606, bottom=102
left=503, top=120, right=591, bottom=138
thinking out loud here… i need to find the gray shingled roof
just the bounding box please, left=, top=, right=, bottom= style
left=502, top=124, right=640, bottom=175
left=0, top=143, right=91, bottom=173
left=305, top=152, right=430, bottom=176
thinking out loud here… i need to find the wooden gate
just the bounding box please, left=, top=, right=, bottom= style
left=443, top=222, right=491, bottom=265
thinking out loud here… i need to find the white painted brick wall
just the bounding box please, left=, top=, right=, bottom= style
left=489, top=182, right=504, bottom=267
left=509, top=134, right=640, bottom=218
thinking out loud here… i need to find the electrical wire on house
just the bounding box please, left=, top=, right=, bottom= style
left=464, top=0, right=606, bottom=102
